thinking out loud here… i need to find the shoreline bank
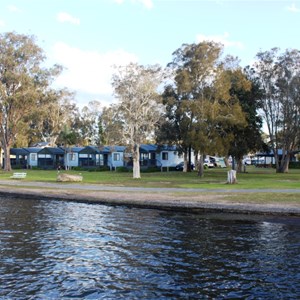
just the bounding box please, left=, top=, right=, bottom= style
left=1, top=182, right=300, bottom=216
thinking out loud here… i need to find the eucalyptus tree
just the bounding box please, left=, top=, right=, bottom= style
left=101, top=105, right=124, bottom=146
left=78, top=100, right=103, bottom=145
left=57, top=124, right=80, bottom=147
left=157, top=84, right=193, bottom=172
left=254, top=48, right=300, bottom=173
left=0, top=32, right=64, bottom=171
left=227, top=66, right=265, bottom=172
left=159, top=42, right=246, bottom=176
left=31, top=88, right=77, bottom=146
left=111, top=63, right=165, bottom=179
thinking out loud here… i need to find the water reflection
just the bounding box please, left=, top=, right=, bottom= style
left=0, top=197, right=299, bottom=299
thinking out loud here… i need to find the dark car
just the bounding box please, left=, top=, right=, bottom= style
left=175, top=161, right=194, bottom=171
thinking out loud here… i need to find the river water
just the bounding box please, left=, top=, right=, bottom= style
left=0, top=196, right=299, bottom=299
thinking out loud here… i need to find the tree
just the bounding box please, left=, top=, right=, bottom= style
left=228, top=66, right=265, bottom=172
left=77, top=100, right=103, bottom=146
left=158, top=42, right=246, bottom=176
left=57, top=124, right=79, bottom=147
left=111, top=63, right=165, bottom=178
left=0, top=32, right=63, bottom=171
left=101, top=104, right=124, bottom=145
left=157, top=84, right=193, bottom=172
left=30, top=88, right=76, bottom=146
left=254, top=48, right=300, bottom=173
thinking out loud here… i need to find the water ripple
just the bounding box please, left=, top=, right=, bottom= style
left=0, top=197, right=299, bottom=299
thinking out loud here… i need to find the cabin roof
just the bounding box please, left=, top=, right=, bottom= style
left=140, top=144, right=157, bottom=153
left=78, top=146, right=101, bottom=154
left=38, top=147, right=65, bottom=155
left=10, top=148, right=29, bottom=155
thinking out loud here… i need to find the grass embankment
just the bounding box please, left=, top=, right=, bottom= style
left=1, top=166, right=300, bottom=205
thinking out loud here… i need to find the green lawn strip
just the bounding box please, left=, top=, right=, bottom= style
left=165, top=191, right=300, bottom=204
left=221, top=192, right=300, bottom=205
left=223, top=193, right=300, bottom=205
left=0, top=166, right=299, bottom=190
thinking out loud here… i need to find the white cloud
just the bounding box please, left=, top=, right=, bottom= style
left=57, top=12, right=80, bottom=25
left=196, top=32, right=244, bottom=49
left=287, top=3, right=300, bottom=13
left=113, top=0, right=153, bottom=9
left=136, top=0, right=153, bottom=9
left=7, top=5, right=20, bottom=12
left=51, top=42, right=138, bottom=100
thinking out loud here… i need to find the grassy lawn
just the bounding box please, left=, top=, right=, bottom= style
left=1, top=166, right=299, bottom=190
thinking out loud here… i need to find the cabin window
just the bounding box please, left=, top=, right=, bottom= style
left=69, top=153, right=76, bottom=161
left=38, top=154, right=51, bottom=158
left=113, top=153, right=120, bottom=161
left=96, top=154, right=104, bottom=166
left=149, top=152, right=156, bottom=159
left=96, top=154, right=99, bottom=165
left=140, top=153, right=148, bottom=161
left=30, top=153, right=37, bottom=161
left=162, top=152, right=168, bottom=160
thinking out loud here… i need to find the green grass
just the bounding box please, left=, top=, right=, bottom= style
left=1, top=166, right=300, bottom=190
left=224, top=193, right=300, bottom=204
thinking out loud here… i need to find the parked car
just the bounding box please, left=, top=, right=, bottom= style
left=175, top=161, right=194, bottom=171
left=243, top=157, right=252, bottom=165
left=204, top=159, right=214, bottom=168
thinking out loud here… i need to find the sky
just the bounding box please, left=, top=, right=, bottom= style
left=1, top=0, right=300, bottom=108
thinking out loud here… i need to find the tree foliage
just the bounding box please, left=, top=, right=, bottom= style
left=0, top=32, right=65, bottom=170
left=254, top=48, right=300, bottom=173
left=158, top=42, right=246, bottom=175
left=227, top=66, right=265, bottom=172
left=28, top=88, right=76, bottom=146
left=74, top=100, right=103, bottom=146
left=110, top=63, right=165, bottom=178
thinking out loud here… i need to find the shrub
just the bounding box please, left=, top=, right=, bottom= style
left=72, top=166, right=109, bottom=172
left=289, top=161, right=300, bottom=169
left=31, top=166, right=42, bottom=170
left=12, top=165, right=23, bottom=170
left=115, top=166, right=130, bottom=172
left=141, top=167, right=161, bottom=173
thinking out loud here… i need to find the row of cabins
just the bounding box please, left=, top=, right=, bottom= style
left=10, top=145, right=191, bottom=170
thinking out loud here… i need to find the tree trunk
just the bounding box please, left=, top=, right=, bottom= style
left=183, top=152, right=188, bottom=172
left=227, top=170, right=237, bottom=184
left=49, top=135, right=59, bottom=147
left=277, top=155, right=290, bottom=173
left=197, top=153, right=204, bottom=177
left=236, top=158, right=243, bottom=173
left=231, top=157, right=236, bottom=170
left=3, top=144, right=12, bottom=171
left=187, top=145, right=192, bottom=172
left=132, top=144, right=141, bottom=179
left=273, top=148, right=280, bottom=172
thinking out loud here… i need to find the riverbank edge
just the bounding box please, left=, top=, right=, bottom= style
left=1, top=186, right=300, bottom=216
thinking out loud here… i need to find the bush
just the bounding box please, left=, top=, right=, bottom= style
left=115, top=166, right=129, bottom=172
left=160, top=166, right=176, bottom=172
left=72, top=166, right=110, bottom=172
left=289, top=161, right=300, bottom=169
left=141, top=167, right=161, bottom=173
left=12, top=165, right=23, bottom=170
left=31, top=166, right=42, bottom=170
